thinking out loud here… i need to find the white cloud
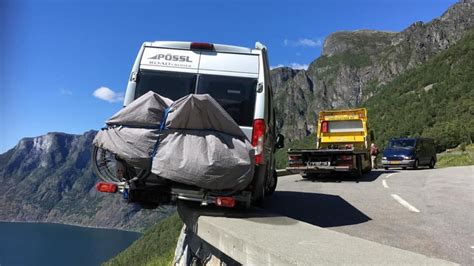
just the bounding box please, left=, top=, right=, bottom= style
left=288, top=63, right=309, bottom=70
left=93, top=86, right=124, bottom=103
left=283, top=38, right=323, bottom=47
left=270, top=64, right=285, bottom=70
left=60, top=88, right=72, bottom=96
left=270, top=63, right=309, bottom=70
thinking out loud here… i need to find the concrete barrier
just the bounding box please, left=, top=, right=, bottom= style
left=175, top=202, right=456, bottom=265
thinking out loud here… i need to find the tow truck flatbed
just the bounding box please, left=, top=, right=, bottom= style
left=286, top=108, right=373, bottom=178
left=288, top=149, right=368, bottom=155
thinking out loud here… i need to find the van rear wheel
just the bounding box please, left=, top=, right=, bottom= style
left=265, top=170, right=278, bottom=196
left=429, top=158, right=435, bottom=169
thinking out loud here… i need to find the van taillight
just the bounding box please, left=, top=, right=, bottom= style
left=96, top=182, right=118, bottom=193
left=252, top=119, right=266, bottom=164
left=190, top=42, right=214, bottom=50
left=216, top=197, right=236, bottom=208
left=322, top=121, right=329, bottom=133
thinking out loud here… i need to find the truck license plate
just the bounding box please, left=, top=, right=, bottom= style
left=307, top=161, right=330, bottom=167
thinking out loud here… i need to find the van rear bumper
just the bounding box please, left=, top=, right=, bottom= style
left=127, top=185, right=252, bottom=208
left=171, top=187, right=252, bottom=207
left=382, top=159, right=415, bottom=168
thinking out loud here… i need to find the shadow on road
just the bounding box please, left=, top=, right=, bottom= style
left=265, top=191, right=371, bottom=227
left=176, top=200, right=299, bottom=231
left=298, top=169, right=398, bottom=183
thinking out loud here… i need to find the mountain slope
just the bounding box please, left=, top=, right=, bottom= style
left=0, top=131, right=174, bottom=231
left=272, top=0, right=474, bottom=141
left=364, top=29, right=474, bottom=151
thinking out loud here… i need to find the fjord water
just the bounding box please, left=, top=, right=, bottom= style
left=0, top=222, right=140, bottom=266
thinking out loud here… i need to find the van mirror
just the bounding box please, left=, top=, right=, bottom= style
left=369, top=130, right=375, bottom=142
left=275, top=134, right=285, bottom=149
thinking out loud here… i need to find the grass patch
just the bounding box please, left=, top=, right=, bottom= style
left=104, top=212, right=183, bottom=266
left=436, top=144, right=474, bottom=168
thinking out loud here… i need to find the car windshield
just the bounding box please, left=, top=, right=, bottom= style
left=134, top=70, right=196, bottom=100
left=389, top=139, right=416, bottom=148
left=197, top=74, right=257, bottom=127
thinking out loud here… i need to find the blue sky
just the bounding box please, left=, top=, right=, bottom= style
left=0, top=0, right=457, bottom=152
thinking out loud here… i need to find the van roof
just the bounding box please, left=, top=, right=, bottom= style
left=143, top=41, right=260, bottom=55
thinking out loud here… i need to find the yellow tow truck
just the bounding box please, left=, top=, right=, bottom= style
left=286, top=108, right=373, bottom=178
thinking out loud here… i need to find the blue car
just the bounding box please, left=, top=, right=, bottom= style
left=382, top=138, right=437, bottom=170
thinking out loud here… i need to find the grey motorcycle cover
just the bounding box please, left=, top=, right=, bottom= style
left=93, top=91, right=255, bottom=191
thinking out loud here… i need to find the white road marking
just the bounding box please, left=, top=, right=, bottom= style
left=385, top=173, right=396, bottom=179
left=382, top=179, right=389, bottom=188
left=391, top=194, right=420, bottom=213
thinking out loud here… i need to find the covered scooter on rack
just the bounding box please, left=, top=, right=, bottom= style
left=93, top=91, right=255, bottom=199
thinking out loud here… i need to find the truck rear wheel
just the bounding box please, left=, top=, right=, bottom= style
left=355, top=155, right=363, bottom=179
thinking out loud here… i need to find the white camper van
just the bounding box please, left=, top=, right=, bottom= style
left=99, top=41, right=284, bottom=208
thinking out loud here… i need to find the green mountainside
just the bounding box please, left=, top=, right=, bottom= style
left=364, top=29, right=474, bottom=151
left=103, top=213, right=183, bottom=266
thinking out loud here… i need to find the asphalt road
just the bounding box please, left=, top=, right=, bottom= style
left=266, top=166, right=474, bottom=265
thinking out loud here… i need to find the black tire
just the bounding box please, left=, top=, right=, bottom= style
left=253, top=185, right=266, bottom=208
left=265, top=170, right=278, bottom=196
left=302, top=173, right=319, bottom=179
left=413, top=159, right=419, bottom=170
left=253, top=173, right=267, bottom=207
left=355, top=155, right=363, bottom=178
left=402, top=167, right=407, bottom=170
left=384, top=167, right=389, bottom=170
left=363, top=165, right=372, bottom=174
left=429, top=158, right=435, bottom=169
